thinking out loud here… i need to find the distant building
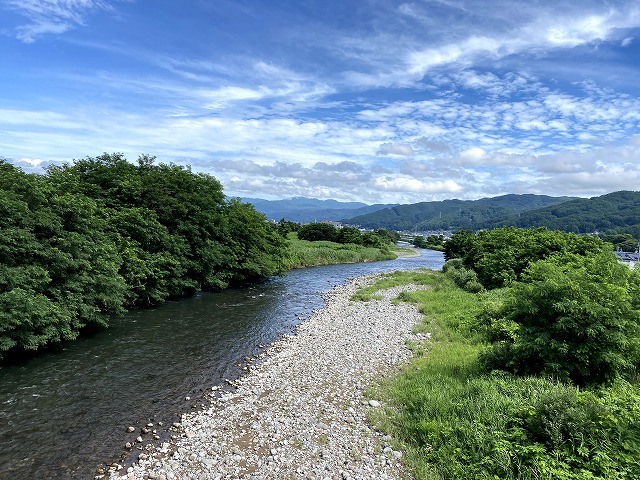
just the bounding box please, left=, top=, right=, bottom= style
left=321, top=220, right=343, bottom=228
left=615, top=245, right=640, bottom=267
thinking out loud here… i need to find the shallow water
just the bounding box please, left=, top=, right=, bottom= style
left=0, top=250, right=444, bottom=479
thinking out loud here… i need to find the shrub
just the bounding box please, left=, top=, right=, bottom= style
left=480, top=252, right=640, bottom=386
left=447, top=266, right=483, bottom=293
left=442, top=258, right=464, bottom=272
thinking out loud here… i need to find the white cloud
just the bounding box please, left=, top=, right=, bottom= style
left=374, top=176, right=463, bottom=194
left=459, top=147, right=487, bottom=163
left=6, top=0, right=114, bottom=43
left=621, top=37, right=634, bottom=47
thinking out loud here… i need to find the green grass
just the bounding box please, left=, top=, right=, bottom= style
left=284, top=235, right=396, bottom=268
left=361, top=271, right=640, bottom=480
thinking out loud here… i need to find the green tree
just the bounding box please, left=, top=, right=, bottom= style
left=223, top=199, right=288, bottom=284
left=297, top=222, right=338, bottom=242
left=446, top=227, right=610, bottom=289
left=336, top=226, right=363, bottom=245
left=481, top=252, right=640, bottom=385
left=276, top=219, right=300, bottom=237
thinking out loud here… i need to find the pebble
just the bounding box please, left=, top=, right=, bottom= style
left=107, top=275, right=429, bottom=480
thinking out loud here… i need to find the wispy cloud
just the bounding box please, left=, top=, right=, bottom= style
left=5, top=0, right=114, bottom=42
left=1, top=1, right=640, bottom=203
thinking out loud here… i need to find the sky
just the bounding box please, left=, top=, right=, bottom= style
left=1, top=1, right=640, bottom=204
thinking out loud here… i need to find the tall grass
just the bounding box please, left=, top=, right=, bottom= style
left=361, top=271, right=640, bottom=480
left=284, top=237, right=396, bottom=268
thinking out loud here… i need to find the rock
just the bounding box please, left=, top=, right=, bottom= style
left=126, top=426, right=135, bottom=433
left=136, top=436, right=143, bottom=443
left=101, top=276, right=423, bottom=480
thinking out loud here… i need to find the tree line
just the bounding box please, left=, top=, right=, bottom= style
left=0, top=154, right=288, bottom=357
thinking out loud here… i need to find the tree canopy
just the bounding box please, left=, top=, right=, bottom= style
left=0, top=154, right=288, bottom=357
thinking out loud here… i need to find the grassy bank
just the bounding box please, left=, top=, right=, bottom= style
left=283, top=234, right=400, bottom=268
left=357, top=270, right=640, bottom=480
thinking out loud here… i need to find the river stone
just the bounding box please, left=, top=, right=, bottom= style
left=106, top=275, right=425, bottom=480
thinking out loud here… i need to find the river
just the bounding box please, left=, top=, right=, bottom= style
left=0, top=249, right=444, bottom=479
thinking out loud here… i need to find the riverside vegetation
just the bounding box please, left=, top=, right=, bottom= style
left=0, top=154, right=398, bottom=359
left=361, top=227, right=640, bottom=479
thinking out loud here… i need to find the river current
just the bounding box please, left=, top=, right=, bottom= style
left=0, top=249, right=444, bottom=479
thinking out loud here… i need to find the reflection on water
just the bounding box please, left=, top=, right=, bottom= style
left=0, top=250, right=444, bottom=478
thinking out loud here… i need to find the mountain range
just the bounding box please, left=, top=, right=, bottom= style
left=245, top=191, right=640, bottom=236
left=241, top=197, right=396, bottom=223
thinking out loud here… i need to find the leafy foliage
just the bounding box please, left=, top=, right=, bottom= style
left=412, top=234, right=445, bottom=251
left=297, top=222, right=399, bottom=249
left=479, top=252, right=640, bottom=386
left=365, top=270, right=640, bottom=480
left=0, top=155, right=289, bottom=357
left=297, top=222, right=339, bottom=242
left=445, top=227, right=609, bottom=289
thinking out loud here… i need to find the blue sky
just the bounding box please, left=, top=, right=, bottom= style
left=1, top=0, right=640, bottom=204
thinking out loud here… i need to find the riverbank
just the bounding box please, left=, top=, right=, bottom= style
left=105, top=273, right=430, bottom=480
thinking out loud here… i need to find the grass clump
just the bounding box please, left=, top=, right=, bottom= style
left=364, top=270, right=640, bottom=480
left=284, top=234, right=396, bottom=268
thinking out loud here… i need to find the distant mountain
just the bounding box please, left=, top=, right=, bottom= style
left=246, top=192, right=640, bottom=235
left=344, top=194, right=577, bottom=231
left=242, top=197, right=397, bottom=223
left=493, top=191, right=640, bottom=233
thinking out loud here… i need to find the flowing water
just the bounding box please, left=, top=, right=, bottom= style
left=0, top=250, right=444, bottom=479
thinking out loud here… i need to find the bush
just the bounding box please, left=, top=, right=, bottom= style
left=480, top=252, right=640, bottom=386
left=297, top=222, right=338, bottom=242
left=442, top=258, right=464, bottom=272
left=447, top=266, right=484, bottom=293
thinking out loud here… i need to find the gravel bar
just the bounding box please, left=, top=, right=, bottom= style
left=106, top=274, right=428, bottom=480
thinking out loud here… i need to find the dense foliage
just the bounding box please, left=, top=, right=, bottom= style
left=364, top=268, right=640, bottom=480
left=477, top=252, right=640, bottom=385
left=0, top=154, right=288, bottom=357
left=411, top=234, right=445, bottom=251
left=444, top=227, right=610, bottom=289
left=444, top=227, right=640, bottom=386
left=297, top=222, right=400, bottom=248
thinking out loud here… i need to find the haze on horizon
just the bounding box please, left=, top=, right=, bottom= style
left=1, top=0, right=640, bottom=204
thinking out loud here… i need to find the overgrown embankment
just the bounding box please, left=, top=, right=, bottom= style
left=284, top=234, right=399, bottom=268
left=363, top=228, right=640, bottom=479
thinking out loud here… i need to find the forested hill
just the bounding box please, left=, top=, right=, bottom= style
left=244, top=197, right=396, bottom=222
left=492, top=190, right=640, bottom=234
left=344, top=194, right=575, bottom=231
